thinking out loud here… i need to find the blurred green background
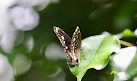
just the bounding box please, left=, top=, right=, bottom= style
left=0, top=0, right=137, bottom=81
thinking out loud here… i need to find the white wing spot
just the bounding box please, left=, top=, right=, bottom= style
left=73, top=46, right=75, bottom=49
left=55, top=27, right=58, bottom=31
left=65, top=46, right=68, bottom=49
left=76, top=35, right=78, bottom=38
left=55, top=27, right=59, bottom=32
left=69, top=53, right=72, bottom=57
left=73, top=38, right=75, bottom=42
left=61, top=36, right=65, bottom=40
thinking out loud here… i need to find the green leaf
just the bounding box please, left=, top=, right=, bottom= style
left=110, top=46, right=137, bottom=81
left=114, top=29, right=137, bottom=39
left=68, top=35, right=120, bottom=81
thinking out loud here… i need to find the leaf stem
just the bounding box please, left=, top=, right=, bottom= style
left=77, top=77, right=82, bottom=81
left=119, top=40, right=135, bottom=47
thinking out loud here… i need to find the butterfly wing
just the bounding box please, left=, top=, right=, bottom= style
left=71, top=26, right=81, bottom=65
left=53, top=27, right=72, bottom=62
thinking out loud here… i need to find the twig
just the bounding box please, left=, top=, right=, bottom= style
left=119, top=40, right=135, bottom=47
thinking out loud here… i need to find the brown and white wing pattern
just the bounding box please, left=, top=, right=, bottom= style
left=71, top=26, right=81, bottom=65
left=53, top=27, right=72, bottom=62
left=53, top=26, right=81, bottom=66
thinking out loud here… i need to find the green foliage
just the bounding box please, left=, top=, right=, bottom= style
left=114, top=29, right=137, bottom=39
left=67, top=29, right=137, bottom=81
left=1, top=0, right=137, bottom=81
left=69, top=35, right=120, bottom=81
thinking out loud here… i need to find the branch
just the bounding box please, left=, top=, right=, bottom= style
left=119, top=40, right=135, bottom=47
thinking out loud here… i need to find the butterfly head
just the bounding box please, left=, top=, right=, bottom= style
left=70, top=57, right=79, bottom=66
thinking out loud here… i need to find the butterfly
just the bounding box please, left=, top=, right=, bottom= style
left=53, top=26, right=81, bottom=66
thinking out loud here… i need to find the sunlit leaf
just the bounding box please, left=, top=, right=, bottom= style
left=135, top=29, right=137, bottom=35
left=114, top=29, right=137, bottom=39
left=110, top=46, right=137, bottom=81
left=68, top=35, right=120, bottom=81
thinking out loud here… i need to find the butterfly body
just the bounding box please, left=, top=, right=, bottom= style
left=53, top=26, right=81, bottom=66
